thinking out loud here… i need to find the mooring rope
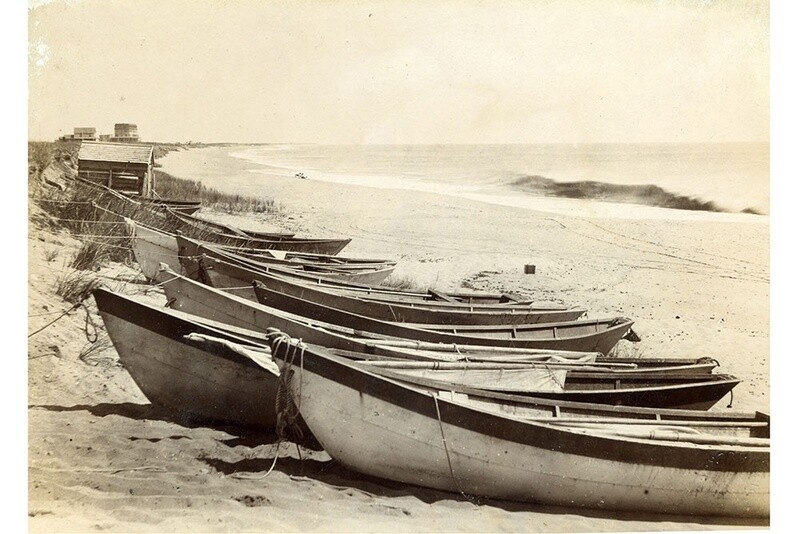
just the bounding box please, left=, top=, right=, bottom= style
left=58, top=238, right=134, bottom=252
left=90, top=202, right=128, bottom=216
left=269, top=331, right=307, bottom=444
left=27, top=302, right=82, bottom=338
left=431, top=393, right=474, bottom=503
left=82, top=302, right=98, bottom=343
left=542, top=364, right=564, bottom=389
left=30, top=307, right=79, bottom=318
left=230, top=446, right=283, bottom=480
left=28, top=295, right=99, bottom=342
left=148, top=272, right=190, bottom=289
left=228, top=330, right=308, bottom=481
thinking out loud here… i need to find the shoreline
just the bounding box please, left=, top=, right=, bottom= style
left=163, top=144, right=769, bottom=223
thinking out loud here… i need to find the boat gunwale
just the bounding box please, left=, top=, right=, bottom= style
left=273, top=339, right=769, bottom=472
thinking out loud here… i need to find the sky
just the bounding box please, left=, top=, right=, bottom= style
left=27, top=0, right=769, bottom=144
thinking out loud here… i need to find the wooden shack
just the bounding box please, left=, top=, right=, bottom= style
left=77, top=141, right=155, bottom=196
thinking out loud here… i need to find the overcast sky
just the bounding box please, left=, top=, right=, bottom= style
left=28, top=0, right=769, bottom=144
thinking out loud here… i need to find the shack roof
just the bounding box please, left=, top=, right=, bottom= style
left=77, top=141, right=154, bottom=165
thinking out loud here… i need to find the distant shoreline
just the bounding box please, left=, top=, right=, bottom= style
left=161, top=144, right=768, bottom=223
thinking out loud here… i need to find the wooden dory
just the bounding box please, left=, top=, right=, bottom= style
left=271, top=338, right=769, bottom=517
left=125, top=219, right=395, bottom=283
left=161, top=208, right=352, bottom=254
left=164, top=208, right=295, bottom=239
left=100, top=196, right=351, bottom=254
left=183, top=244, right=566, bottom=313
left=248, top=268, right=570, bottom=312
left=348, top=359, right=740, bottom=410
left=179, top=240, right=541, bottom=307
left=251, top=269, right=587, bottom=325
left=125, top=219, right=185, bottom=279
left=140, top=198, right=203, bottom=215
left=154, top=267, right=717, bottom=376
left=177, top=235, right=396, bottom=285
left=252, top=282, right=638, bottom=355
left=93, top=287, right=281, bottom=429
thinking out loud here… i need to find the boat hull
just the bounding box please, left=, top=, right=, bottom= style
left=254, top=271, right=587, bottom=325
left=366, top=365, right=740, bottom=410
left=94, top=289, right=279, bottom=429
left=277, top=344, right=769, bottom=517
left=179, top=238, right=396, bottom=285
left=253, top=283, right=635, bottom=355
left=127, top=221, right=183, bottom=280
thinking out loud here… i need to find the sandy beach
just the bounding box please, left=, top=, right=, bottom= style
left=27, top=148, right=770, bottom=532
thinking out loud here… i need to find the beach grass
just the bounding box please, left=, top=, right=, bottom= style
left=28, top=141, right=55, bottom=173
left=152, top=170, right=277, bottom=214
left=54, top=269, right=102, bottom=305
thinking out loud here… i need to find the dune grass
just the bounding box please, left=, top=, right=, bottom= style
left=54, top=269, right=102, bottom=305
left=152, top=170, right=276, bottom=214
left=28, top=142, right=55, bottom=173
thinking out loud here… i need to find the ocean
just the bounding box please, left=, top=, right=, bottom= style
left=160, top=143, right=769, bottom=221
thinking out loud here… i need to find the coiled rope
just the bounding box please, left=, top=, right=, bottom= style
left=83, top=302, right=98, bottom=343
left=231, top=329, right=307, bottom=480
left=268, top=329, right=307, bottom=444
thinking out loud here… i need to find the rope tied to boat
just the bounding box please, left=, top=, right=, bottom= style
left=228, top=330, right=309, bottom=481
left=44, top=216, right=129, bottom=225
left=27, top=294, right=98, bottom=343
left=268, top=329, right=308, bottom=447
left=431, top=393, right=476, bottom=504
left=541, top=364, right=566, bottom=389
left=149, top=272, right=185, bottom=289
left=27, top=301, right=82, bottom=338
left=82, top=301, right=98, bottom=343
left=452, top=343, right=469, bottom=362
left=195, top=255, right=215, bottom=285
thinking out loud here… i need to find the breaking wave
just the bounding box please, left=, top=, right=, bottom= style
left=508, top=175, right=763, bottom=215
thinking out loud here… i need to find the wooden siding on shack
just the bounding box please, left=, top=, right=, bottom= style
left=77, top=141, right=155, bottom=196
